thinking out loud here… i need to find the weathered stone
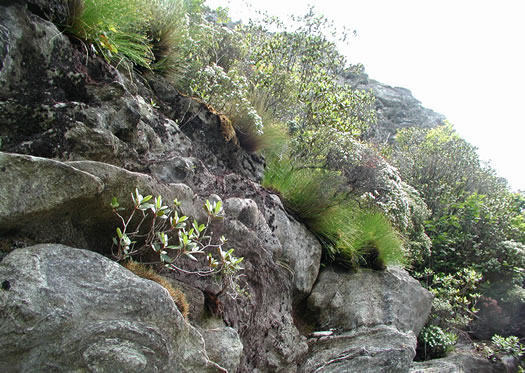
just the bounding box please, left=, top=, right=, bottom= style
left=409, top=346, right=505, bottom=373
left=344, top=68, right=445, bottom=144
left=308, top=266, right=433, bottom=335
left=300, top=325, right=416, bottom=373
left=201, top=326, right=244, bottom=373
left=0, top=244, right=220, bottom=372
left=24, top=0, right=69, bottom=23
left=169, top=217, right=309, bottom=372
left=304, top=266, right=433, bottom=372
left=224, top=197, right=280, bottom=254
left=263, top=194, right=323, bottom=301
left=0, top=152, right=104, bottom=230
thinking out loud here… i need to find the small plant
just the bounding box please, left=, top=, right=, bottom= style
left=111, top=189, right=244, bottom=297
left=425, top=268, right=482, bottom=330
left=476, top=335, right=525, bottom=371
left=417, top=325, right=457, bottom=360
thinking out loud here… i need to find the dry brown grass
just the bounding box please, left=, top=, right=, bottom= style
left=124, top=261, right=190, bottom=319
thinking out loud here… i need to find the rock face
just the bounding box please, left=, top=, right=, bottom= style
left=301, top=267, right=433, bottom=372
left=409, top=343, right=506, bottom=373
left=0, top=244, right=219, bottom=373
left=0, top=2, right=447, bottom=372
left=345, top=69, right=445, bottom=143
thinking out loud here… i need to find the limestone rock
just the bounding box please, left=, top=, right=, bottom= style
left=0, top=244, right=220, bottom=373
left=300, top=325, right=417, bottom=373
left=303, top=267, right=433, bottom=372
left=308, top=266, right=432, bottom=335
left=263, top=194, right=323, bottom=301
left=345, top=69, right=445, bottom=143
left=201, top=326, right=244, bottom=373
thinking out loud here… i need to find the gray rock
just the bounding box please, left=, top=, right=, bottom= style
left=24, top=0, right=69, bottom=23
left=0, top=152, right=207, bottom=252
left=409, top=350, right=503, bottom=373
left=345, top=69, right=445, bottom=143
left=224, top=197, right=280, bottom=255
left=308, top=266, right=433, bottom=335
left=0, top=152, right=104, bottom=230
left=263, top=194, right=323, bottom=301
left=201, top=326, right=244, bottom=373
left=303, top=267, right=433, bottom=372
left=0, top=244, right=220, bottom=373
left=300, top=325, right=416, bottom=373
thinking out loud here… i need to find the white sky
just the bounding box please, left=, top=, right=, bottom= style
left=206, top=0, right=525, bottom=191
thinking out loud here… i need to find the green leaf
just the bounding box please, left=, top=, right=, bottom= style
left=214, top=200, right=222, bottom=214
left=160, top=253, right=174, bottom=263
left=185, top=252, right=198, bottom=261
left=110, top=197, right=119, bottom=209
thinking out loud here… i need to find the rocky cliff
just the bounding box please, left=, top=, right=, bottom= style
left=0, top=2, right=487, bottom=372
left=344, top=69, right=446, bottom=143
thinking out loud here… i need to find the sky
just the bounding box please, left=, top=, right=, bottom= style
left=206, top=0, right=525, bottom=191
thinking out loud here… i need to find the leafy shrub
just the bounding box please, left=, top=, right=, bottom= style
left=418, top=326, right=457, bottom=359
left=421, top=268, right=482, bottom=331
left=189, top=63, right=263, bottom=135
left=417, top=325, right=457, bottom=360
left=491, top=335, right=525, bottom=359
left=111, top=189, right=244, bottom=297
left=476, top=335, right=525, bottom=371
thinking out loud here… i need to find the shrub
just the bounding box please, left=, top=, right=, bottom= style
left=124, top=260, right=189, bottom=318
left=417, top=325, right=457, bottom=360
left=422, top=268, right=482, bottom=331
left=476, top=335, right=525, bottom=371
left=111, top=189, right=244, bottom=297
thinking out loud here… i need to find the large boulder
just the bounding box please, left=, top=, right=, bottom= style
left=263, top=194, right=323, bottom=301
left=409, top=344, right=506, bottom=373
left=0, top=151, right=309, bottom=372
left=0, top=244, right=221, bottom=372
left=308, top=266, right=433, bottom=335
left=301, top=266, right=433, bottom=372
left=0, top=152, right=205, bottom=252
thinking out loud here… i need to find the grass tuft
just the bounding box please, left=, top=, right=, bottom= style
left=263, top=157, right=404, bottom=269
left=124, top=261, right=190, bottom=318
left=65, top=0, right=187, bottom=72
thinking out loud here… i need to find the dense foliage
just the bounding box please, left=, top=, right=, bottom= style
left=389, top=123, right=525, bottom=359
left=61, top=0, right=525, bottom=362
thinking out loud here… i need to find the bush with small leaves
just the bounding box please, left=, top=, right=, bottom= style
left=417, top=325, right=457, bottom=360
left=111, top=189, right=244, bottom=297
left=476, top=335, right=525, bottom=371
